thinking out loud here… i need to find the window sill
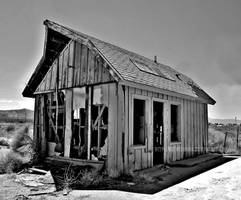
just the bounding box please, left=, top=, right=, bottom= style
left=170, top=141, right=181, bottom=145
left=130, top=145, right=146, bottom=149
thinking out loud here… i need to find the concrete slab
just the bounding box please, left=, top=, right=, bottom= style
left=168, top=153, right=222, bottom=167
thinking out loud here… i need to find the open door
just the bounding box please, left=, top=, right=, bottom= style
left=153, top=101, right=164, bottom=165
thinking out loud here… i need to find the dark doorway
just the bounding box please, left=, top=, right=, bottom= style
left=153, top=101, right=164, bottom=165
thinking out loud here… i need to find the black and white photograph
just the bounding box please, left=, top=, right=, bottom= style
left=0, top=0, right=241, bottom=199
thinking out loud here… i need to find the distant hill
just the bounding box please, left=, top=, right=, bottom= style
left=209, top=118, right=241, bottom=125
left=0, top=109, right=34, bottom=122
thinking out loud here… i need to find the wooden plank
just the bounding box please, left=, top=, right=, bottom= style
left=69, top=41, right=75, bottom=67
left=63, top=47, right=69, bottom=88
left=107, top=83, right=118, bottom=177
left=98, top=58, right=103, bottom=83
left=135, top=149, right=142, bottom=170
left=40, top=96, right=46, bottom=158
left=187, top=100, right=191, bottom=157
left=193, top=101, right=197, bottom=155
left=87, top=50, right=94, bottom=84
left=64, top=89, right=73, bottom=157
left=124, top=86, right=129, bottom=172
left=180, top=99, right=184, bottom=160
left=81, top=45, right=88, bottom=84
left=58, top=53, right=63, bottom=88
left=94, top=56, right=99, bottom=83
left=74, top=42, right=81, bottom=86
left=184, top=99, right=188, bottom=158
left=117, top=84, right=125, bottom=173
left=87, top=86, right=93, bottom=160
left=163, top=102, right=169, bottom=163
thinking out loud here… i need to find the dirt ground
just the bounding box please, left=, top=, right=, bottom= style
left=0, top=156, right=237, bottom=200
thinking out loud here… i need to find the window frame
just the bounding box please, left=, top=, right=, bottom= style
left=170, top=102, right=182, bottom=144
left=130, top=94, right=150, bottom=148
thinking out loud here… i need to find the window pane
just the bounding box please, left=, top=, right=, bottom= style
left=133, top=99, right=146, bottom=145
left=171, top=104, right=180, bottom=142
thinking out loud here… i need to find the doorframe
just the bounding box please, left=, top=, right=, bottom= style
left=152, top=98, right=169, bottom=164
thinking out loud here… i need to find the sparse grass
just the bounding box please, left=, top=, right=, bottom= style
left=6, top=124, right=15, bottom=132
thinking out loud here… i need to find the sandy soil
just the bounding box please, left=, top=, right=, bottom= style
left=0, top=157, right=241, bottom=200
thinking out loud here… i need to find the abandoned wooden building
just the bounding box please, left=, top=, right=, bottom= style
left=23, top=20, right=216, bottom=176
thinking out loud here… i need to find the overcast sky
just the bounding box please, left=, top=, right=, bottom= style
left=0, top=0, right=240, bottom=119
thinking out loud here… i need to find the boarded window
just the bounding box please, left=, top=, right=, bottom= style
left=171, top=104, right=181, bottom=142
left=133, top=99, right=146, bottom=145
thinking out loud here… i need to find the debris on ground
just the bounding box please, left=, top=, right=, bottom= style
left=15, top=169, right=56, bottom=195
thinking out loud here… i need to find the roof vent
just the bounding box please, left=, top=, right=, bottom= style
left=154, top=55, right=157, bottom=63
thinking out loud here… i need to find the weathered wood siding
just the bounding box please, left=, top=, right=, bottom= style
left=35, top=40, right=115, bottom=93
left=123, top=86, right=208, bottom=172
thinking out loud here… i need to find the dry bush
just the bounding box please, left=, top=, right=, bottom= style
left=6, top=124, right=15, bottom=132
left=0, top=151, right=23, bottom=174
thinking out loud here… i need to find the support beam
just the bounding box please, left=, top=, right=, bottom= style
left=64, top=89, right=73, bottom=157
left=87, top=86, right=93, bottom=160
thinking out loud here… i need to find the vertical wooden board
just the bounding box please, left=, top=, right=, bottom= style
left=33, top=96, right=39, bottom=151
left=135, top=149, right=142, bottom=170
left=45, top=68, right=52, bottom=91
left=172, top=144, right=178, bottom=161
left=74, top=42, right=81, bottom=86
left=135, top=88, right=141, bottom=95
left=200, top=103, right=203, bottom=154
left=63, top=47, right=69, bottom=88
left=117, top=84, right=125, bottom=173
left=87, top=50, right=94, bottom=84
left=94, top=56, right=99, bottom=83
left=205, top=104, right=208, bottom=152
left=80, top=45, right=88, bottom=84
left=141, top=148, right=148, bottom=169
left=163, top=102, right=170, bottom=163
left=40, top=96, right=46, bottom=158
left=193, top=101, right=197, bottom=155
left=191, top=101, right=195, bottom=157
left=68, top=43, right=74, bottom=87
left=69, top=41, right=75, bottom=67
left=107, top=84, right=118, bottom=176
left=187, top=100, right=191, bottom=157
left=102, top=63, right=110, bottom=83
left=50, top=61, right=57, bottom=90
left=124, top=86, right=129, bottom=172
left=147, top=91, right=152, bottom=97
left=180, top=99, right=184, bottom=159
left=141, top=90, right=147, bottom=96
left=197, top=102, right=200, bottom=155
left=64, top=89, right=73, bottom=157
left=58, top=53, right=63, bottom=88
left=97, top=58, right=103, bottom=83
left=183, top=100, right=187, bottom=158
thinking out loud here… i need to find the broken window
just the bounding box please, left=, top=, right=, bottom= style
left=171, top=104, right=181, bottom=142
left=70, top=85, right=108, bottom=160
left=71, top=87, right=87, bottom=159
left=133, top=98, right=146, bottom=145
left=46, top=91, right=65, bottom=155
left=91, top=86, right=108, bottom=160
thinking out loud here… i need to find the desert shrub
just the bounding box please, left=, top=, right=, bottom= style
left=0, top=151, right=23, bottom=174
left=54, top=164, right=102, bottom=190
left=6, top=124, right=15, bottom=132
left=11, top=126, right=31, bottom=151
left=0, top=138, right=9, bottom=146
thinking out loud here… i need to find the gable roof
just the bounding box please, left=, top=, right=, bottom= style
left=23, top=20, right=215, bottom=105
